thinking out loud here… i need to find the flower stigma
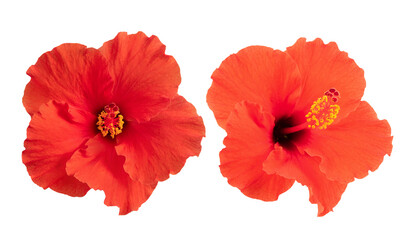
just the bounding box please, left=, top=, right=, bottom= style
left=96, top=103, right=124, bottom=138
left=306, top=88, right=340, bottom=130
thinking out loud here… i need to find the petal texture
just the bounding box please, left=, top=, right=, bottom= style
left=99, top=32, right=181, bottom=122
left=22, top=101, right=92, bottom=197
left=115, top=96, right=205, bottom=184
left=303, top=101, right=393, bottom=183
left=24, top=44, right=113, bottom=115
left=220, top=101, right=294, bottom=201
left=66, top=135, right=156, bottom=215
left=264, top=144, right=347, bottom=216
left=207, top=46, right=303, bottom=129
left=286, top=38, right=366, bottom=122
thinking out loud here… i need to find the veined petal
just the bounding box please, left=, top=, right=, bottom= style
left=207, top=46, right=303, bottom=129
left=22, top=101, right=93, bottom=197
left=220, top=101, right=294, bottom=201
left=263, top=144, right=347, bottom=216
left=303, top=101, right=393, bottom=183
left=24, top=44, right=113, bottom=115
left=286, top=38, right=366, bottom=122
left=115, top=96, right=205, bottom=184
left=99, top=32, right=181, bottom=122
left=66, top=135, right=156, bottom=215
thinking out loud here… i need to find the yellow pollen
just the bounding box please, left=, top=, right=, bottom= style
left=305, top=89, right=340, bottom=130
left=96, top=103, right=124, bottom=138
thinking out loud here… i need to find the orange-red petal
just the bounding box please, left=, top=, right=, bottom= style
left=66, top=135, right=156, bottom=215
left=115, top=96, right=205, bottom=184
left=99, top=32, right=181, bottom=122
left=263, top=144, right=347, bottom=216
left=207, top=46, right=303, bottom=129
left=24, top=44, right=113, bottom=115
left=22, top=101, right=93, bottom=197
left=220, top=101, right=294, bottom=201
left=303, top=101, right=393, bottom=183
left=285, top=38, right=366, bottom=122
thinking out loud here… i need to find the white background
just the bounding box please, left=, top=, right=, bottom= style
left=1, top=0, right=406, bottom=239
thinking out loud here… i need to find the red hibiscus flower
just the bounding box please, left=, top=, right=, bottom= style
left=207, top=38, right=393, bottom=216
left=22, top=32, right=205, bottom=215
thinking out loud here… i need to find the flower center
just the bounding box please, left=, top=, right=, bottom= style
left=272, top=89, right=341, bottom=148
left=279, top=88, right=341, bottom=136
left=96, top=103, right=124, bottom=139
left=273, top=115, right=308, bottom=149
left=305, top=88, right=340, bottom=130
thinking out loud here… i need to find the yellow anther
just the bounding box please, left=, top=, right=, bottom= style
left=96, top=103, right=125, bottom=138
left=306, top=89, right=340, bottom=130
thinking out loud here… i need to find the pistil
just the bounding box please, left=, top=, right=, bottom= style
left=305, top=88, right=340, bottom=130
left=281, top=88, right=341, bottom=134
left=281, top=122, right=309, bottom=135
left=96, top=103, right=124, bottom=138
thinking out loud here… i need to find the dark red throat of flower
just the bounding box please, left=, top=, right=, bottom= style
left=96, top=103, right=124, bottom=139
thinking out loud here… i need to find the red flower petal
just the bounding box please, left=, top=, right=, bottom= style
left=285, top=38, right=366, bottom=122
left=24, top=44, right=113, bottom=115
left=264, top=144, right=347, bottom=216
left=115, top=96, right=205, bottom=184
left=303, top=101, right=393, bottom=183
left=66, top=135, right=156, bottom=215
left=220, top=101, right=294, bottom=201
left=22, top=101, right=92, bottom=197
left=207, top=46, right=303, bottom=129
left=99, top=32, right=181, bottom=122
